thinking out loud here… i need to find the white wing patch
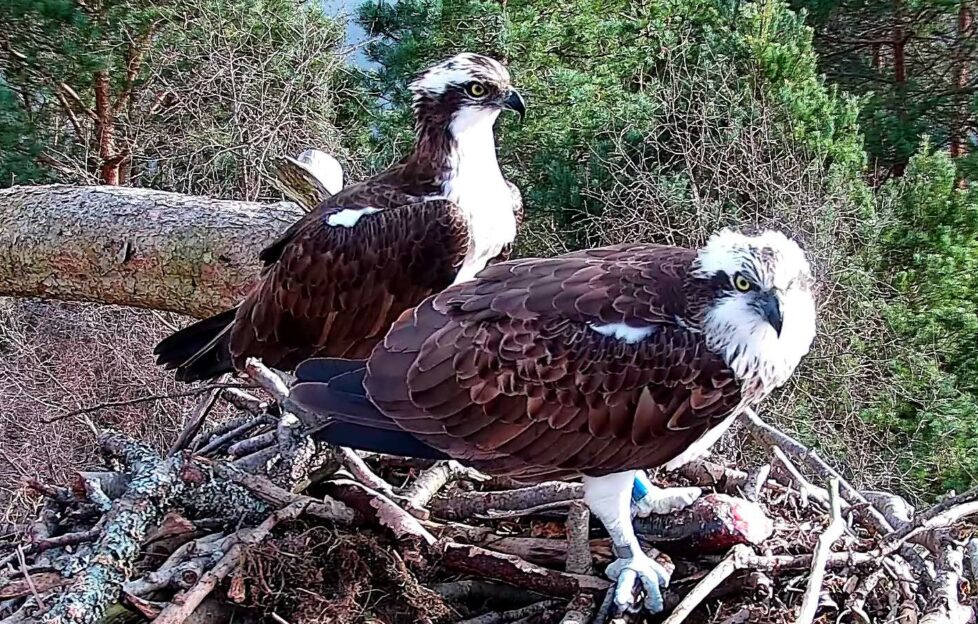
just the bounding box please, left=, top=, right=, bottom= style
left=327, top=207, right=380, bottom=228
left=589, top=323, right=656, bottom=343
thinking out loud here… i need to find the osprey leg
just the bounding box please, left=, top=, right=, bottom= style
left=583, top=471, right=671, bottom=613
left=631, top=470, right=702, bottom=517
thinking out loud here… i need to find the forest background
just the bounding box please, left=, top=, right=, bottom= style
left=1, top=0, right=976, bottom=514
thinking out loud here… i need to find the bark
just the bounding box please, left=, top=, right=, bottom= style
left=38, top=434, right=189, bottom=624
left=435, top=542, right=610, bottom=598
left=152, top=501, right=309, bottom=624
left=892, top=0, right=908, bottom=178
left=950, top=0, right=973, bottom=171
left=93, top=71, right=121, bottom=186
left=0, top=185, right=302, bottom=318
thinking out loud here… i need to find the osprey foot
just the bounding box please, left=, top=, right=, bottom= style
left=606, top=552, right=671, bottom=613
left=631, top=472, right=701, bottom=517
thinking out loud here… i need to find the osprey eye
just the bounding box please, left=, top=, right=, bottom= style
left=465, top=82, right=488, bottom=98
left=733, top=273, right=752, bottom=292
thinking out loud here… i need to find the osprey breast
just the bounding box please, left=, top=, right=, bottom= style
left=443, top=110, right=518, bottom=284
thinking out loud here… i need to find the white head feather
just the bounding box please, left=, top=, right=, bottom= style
left=409, top=53, right=511, bottom=98
left=693, top=229, right=817, bottom=393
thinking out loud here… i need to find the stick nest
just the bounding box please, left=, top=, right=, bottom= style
left=0, top=362, right=974, bottom=624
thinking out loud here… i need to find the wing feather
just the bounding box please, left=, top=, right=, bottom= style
left=229, top=198, right=468, bottom=371
left=363, top=246, right=743, bottom=480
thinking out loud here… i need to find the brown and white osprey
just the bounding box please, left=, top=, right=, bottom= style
left=289, top=229, right=817, bottom=613
left=154, top=53, right=526, bottom=381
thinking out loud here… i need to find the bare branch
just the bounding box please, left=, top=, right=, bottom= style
left=796, top=479, right=845, bottom=624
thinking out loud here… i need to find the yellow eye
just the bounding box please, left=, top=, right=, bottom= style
left=465, top=82, right=487, bottom=98
left=733, top=274, right=752, bottom=292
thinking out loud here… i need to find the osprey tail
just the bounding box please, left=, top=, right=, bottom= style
left=291, top=358, right=447, bottom=460
left=154, top=308, right=237, bottom=382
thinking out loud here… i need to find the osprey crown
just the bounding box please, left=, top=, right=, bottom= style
left=154, top=53, right=524, bottom=381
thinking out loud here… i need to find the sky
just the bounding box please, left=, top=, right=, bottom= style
left=318, top=0, right=378, bottom=67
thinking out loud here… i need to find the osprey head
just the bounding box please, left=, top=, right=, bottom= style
left=410, top=53, right=526, bottom=133
left=692, top=229, right=816, bottom=391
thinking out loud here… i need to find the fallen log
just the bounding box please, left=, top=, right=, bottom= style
left=0, top=184, right=302, bottom=318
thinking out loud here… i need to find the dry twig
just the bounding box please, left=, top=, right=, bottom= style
left=152, top=500, right=309, bottom=624
left=662, top=544, right=754, bottom=624
left=796, top=478, right=844, bottom=624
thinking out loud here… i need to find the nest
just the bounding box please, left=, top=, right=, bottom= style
left=0, top=359, right=975, bottom=624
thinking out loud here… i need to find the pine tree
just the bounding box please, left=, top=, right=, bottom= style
left=0, top=0, right=363, bottom=194
left=795, top=0, right=977, bottom=182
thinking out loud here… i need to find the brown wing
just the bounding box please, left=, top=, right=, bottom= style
left=259, top=166, right=438, bottom=266
left=363, top=246, right=742, bottom=480
left=229, top=198, right=468, bottom=370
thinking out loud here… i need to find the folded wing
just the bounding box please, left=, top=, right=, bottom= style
left=229, top=197, right=469, bottom=371
left=362, top=246, right=742, bottom=480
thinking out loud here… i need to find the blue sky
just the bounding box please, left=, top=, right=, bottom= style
left=319, top=0, right=376, bottom=67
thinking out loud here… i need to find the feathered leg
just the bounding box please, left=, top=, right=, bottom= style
left=583, top=471, right=671, bottom=613
left=631, top=470, right=701, bottom=517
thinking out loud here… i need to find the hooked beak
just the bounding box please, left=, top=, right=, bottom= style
left=501, top=89, right=526, bottom=121
left=754, top=291, right=783, bottom=337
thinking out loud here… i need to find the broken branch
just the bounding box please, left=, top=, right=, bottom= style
left=796, top=478, right=844, bottom=624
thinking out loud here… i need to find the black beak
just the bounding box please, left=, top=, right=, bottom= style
left=502, top=89, right=526, bottom=121
left=755, top=291, right=783, bottom=337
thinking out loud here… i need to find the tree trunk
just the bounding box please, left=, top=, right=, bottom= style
left=892, top=0, right=908, bottom=178
left=0, top=185, right=303, bottom=318
left=94, top=71, right=122, bottom=186
left=950, top=0, right=972, bottom=171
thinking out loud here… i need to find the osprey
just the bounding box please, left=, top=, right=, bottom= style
left=290, top=229, right=817, bottom=613
left=154, top=53, right=526, bottom=381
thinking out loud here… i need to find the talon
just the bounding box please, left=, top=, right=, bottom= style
left=605, top=553, right=671, bottom=614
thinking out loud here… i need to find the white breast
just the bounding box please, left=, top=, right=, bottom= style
left=443, top=109, right=518, bottom=284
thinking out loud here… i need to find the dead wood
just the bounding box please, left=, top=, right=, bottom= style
left=565, top=502, right=593, bottom=575
left=429, top=482, right=583, bottom=520
left=152, top=501, right=308, bottom=624
left=796, top=479, right=844, bottom=624
left=209, top=461, right=354, bottom=525
left=661, top=544, right=754, bottom=624
left=402, top=460, right=488, bottom=514
left=919, top=537, right=972, bottom=624
left=0, top=366, right=972, bottom=624
left=169, top=380, right=228, bottom=456
left=197, top=416, right=275, bottom=457
left=436, top=542, right=610, bottom=598
left=0, top=185, right=302, bottom=318
left=34, top=434, right=190, bottom=624
left=456, top=599, right=564, bottom=624
left=559, top=592, right=596, bottom=624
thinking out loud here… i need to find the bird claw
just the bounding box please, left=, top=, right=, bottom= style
left=632, top=485, right=702, bottom=518
left=605, top=552, right=671, bottom=613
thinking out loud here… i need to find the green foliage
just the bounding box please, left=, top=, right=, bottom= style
left=0, top=0, right=364, bottom=193
left=0, top=0, right=163, bottom=183
left=6, top=0, right=978, bottom=497
left=793, top=0, right=977, bottom=179
left=358, top=0, right=927, bottom=491
left=357, top=0, right=868, bottom=247
left=135, top=0, right=361, bottom=199
left=869, top=146, right=978, bottom=491
left=0, top=83, right=49, bottom=185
